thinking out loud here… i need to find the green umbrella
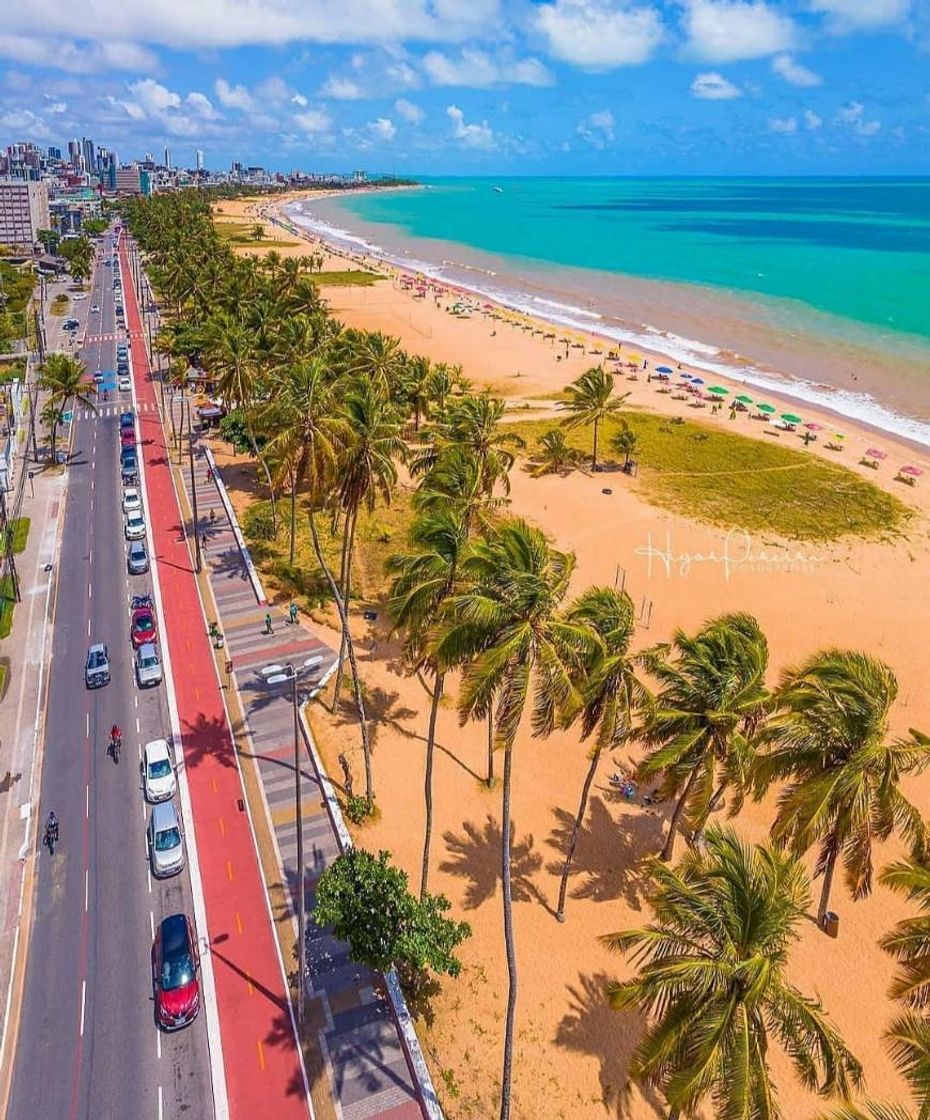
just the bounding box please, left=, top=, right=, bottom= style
left=735, top=394, right=754, bottom=404
left=781, top=413, right=803, bottom=424
left=708, top=386, right=729, bottom=395
left=757, top=403, right=776, bottom=414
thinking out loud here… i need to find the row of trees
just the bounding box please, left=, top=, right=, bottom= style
left=125, top=190, right=930, bottom=1120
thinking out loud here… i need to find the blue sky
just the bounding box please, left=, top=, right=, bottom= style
left=0, top=0, right=928, bottom=174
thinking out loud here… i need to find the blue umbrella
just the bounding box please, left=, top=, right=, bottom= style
left=656, top=366, right=674, bottom=374
left=690, top=377, right=705, bottom=386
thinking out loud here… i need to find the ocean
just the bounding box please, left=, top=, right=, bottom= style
left=287, top=177, right=930, bottom=445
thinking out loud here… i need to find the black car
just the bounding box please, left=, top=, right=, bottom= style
left=85, top=643, right=110, bottom=688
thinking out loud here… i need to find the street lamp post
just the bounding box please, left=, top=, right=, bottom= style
left=184, top=397, right=201, bottom=574
left=259, top=656, right=325, bottom=1027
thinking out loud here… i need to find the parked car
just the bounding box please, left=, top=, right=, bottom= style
left=135, top=642, right=163, bottom=688
left=85, top=643, right=110, bottom=688
left=119, top=409, right=135, bottom=430
left=118, top=375, right=131, bottom=393
left=142, top=739, right=175, bottom=802
left=121, top=451, right=138, bottom=483
left=120, top=430, right=136, bottom=450
left=127, top=539, right=149, bottom=575
left=152, top=914, right=200, bottom=1031
left=122, top=487, right=141, bottom=513
left=148, top=802, right=184, bottom=878
left=63, top=318, right=79, bottom=331
left=131, top=596, right=157, bottom=648
left=124, top=510, right=146, bottom=540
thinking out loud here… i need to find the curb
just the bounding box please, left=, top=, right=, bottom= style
left=201, top=445, right=267, bottom=606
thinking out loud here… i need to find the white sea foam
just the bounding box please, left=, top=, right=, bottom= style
left=286, top=201, right=930, bottom=448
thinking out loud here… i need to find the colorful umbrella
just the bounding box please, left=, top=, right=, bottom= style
left=679, top=372, right=692, bottom=379
left=781, top=413, right=803, bottom=424
left=805, top=422, right=824, bottom=431
left=708, top=386, right=729, bottom=396
left=626, top=352, right=643, bottom=365
left=656, top=366, right=674, bottom=374
left=865, top=448, right=887, bottom=460
left=735, top=394, right=754, bottom=404
left=757, top=403, right=776, bottom=414
left=900, top=465, right=923, bottom=477
left=834, top=433, right=846, bottom=440
left=690, top=377, right=705, bottom=386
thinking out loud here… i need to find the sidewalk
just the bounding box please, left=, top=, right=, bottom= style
left=169, top=399, right=433, bottom=1120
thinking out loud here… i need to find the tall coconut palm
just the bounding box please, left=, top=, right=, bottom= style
left=604, top=827, right=861, bottom=1120
left=610, top=423, right=638, bottom=471
left=639, top=613, right=770, bottom=862
left=879, top=840, right=930, bottom=1010
left=555, top=586, right=646, bottom=922
left=559, top=366, right=629, bottom=471
left=429, top=393, right=524, bottom=500
left=434, top=519, right=584, bottom=1120
left=400, top=354, right=434, bottom=431
left=386, top=507, right=470, bottom=898
left=39, top=353, right=96, bottom=460
left=758, top=651, right=929, bottom=926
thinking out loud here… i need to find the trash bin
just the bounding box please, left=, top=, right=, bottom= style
left=823, top=911, right=839, bottom=938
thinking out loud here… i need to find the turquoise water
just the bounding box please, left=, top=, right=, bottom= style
left=329, top=177, right=930, bottom=344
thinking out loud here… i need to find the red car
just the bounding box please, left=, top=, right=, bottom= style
left=120, top=428, right=136, bottom=449
left=130, top=597, right=157, bottom=649
left=153, top=913, right=200, bottom=1031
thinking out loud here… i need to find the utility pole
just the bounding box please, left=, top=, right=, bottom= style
left=291, top=668, right=305, bottom=1025
left=187, top=398, right=201, bottom=574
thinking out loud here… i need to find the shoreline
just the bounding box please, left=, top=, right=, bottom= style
left=281, top=190, right=930, bottom=452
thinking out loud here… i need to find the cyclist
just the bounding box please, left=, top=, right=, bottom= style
left=110, top=723, right=122, bottom=760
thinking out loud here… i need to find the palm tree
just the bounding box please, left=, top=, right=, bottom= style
left=386, top=507, right=469, bottom=898
left=432, top=393, right=524, bottom=500
left=610, top=423, right=638, bottom=472
left=39, top=353, right=96, bottom=460
left=604, top=827, right=861, bottom=1120
left=758, top=651, right=929, bottom=927
left=400, top=354, right=434, bottom=431
left=530, top=428, right=586, bottom=476
left=639, top=613, right=770, bottom=862
left=879, top=843, right=930, bottom=1009
left=559, top=366, right=629, bottom=471
left=555, top=586, right=646, bottom=921
left=434, top=519, right=584, bottom=1120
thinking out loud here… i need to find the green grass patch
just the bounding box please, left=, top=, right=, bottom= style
left=0, top=359, right=26, bottom=384
left=0, top=662, right=7, bottom=699
left=9, top=517, right=29, bottom=555
left=508, top=412, right=911, bottom=542
left=0, top=575, right=15, bottom=639
left=213, top=220, right=298, bottom=248
left=314, top=270, right=383, bottom=287
left=50, top=293, right=69, bottom=315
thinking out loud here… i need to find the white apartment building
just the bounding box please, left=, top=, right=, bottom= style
left=0, top=179, right=50, bottom=249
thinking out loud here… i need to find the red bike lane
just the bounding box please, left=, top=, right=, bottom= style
left=119, top=238, right=311, bottom=1120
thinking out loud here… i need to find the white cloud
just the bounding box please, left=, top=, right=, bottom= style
left=385, top=60, right=420, bottom=88
left=768, top=115, right=797, bottom=133
left=0, top=107, right=51, bottom=137
left=0, top=34, right=159, bottom=73
left=214, top=78, right=254, bottom=111
left=891, top=124, right=906, bottom=139
left=690, top=71, right=741, bottom=99
left=771, top=53, right=822, bottom=87
left=186, top=91, right=219, bottom=119
left=534, top=0, right=664, bottom=69
left=394, top=97, right=424, bottom=123
left=320, top=75, right=363, bottom=99
left=577, top=108, right=615, bottom=147
left=107, top=94, right=146, bottom=121
left=423, top=48, right=553, bottom=87
left=42, top=94, right=68, bottom=114
left=682, top=0, right=795, bottom=62
left=835, top=100, right=881, bottom=135
left=129, top=78, right=181, bottom=113
left=294, top=107, right=333, bottom=133
left=811, top=0, right=911, bottom=31
left=291, top=92, right=308, bottom=106
left=446, top=103, right=495, bottom=149
left=368, top=116, right=396, bottom=140
left=803, top=108, right=822, bottom=129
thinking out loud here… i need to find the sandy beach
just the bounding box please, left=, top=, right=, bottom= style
left=213, top=191, right=930, bottom=1118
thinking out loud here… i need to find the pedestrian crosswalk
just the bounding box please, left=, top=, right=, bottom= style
left=84, top=331, right=143, bottom=343
left=77, top=402, right=159, bottom=420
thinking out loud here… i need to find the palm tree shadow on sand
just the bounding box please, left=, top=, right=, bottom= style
left=332, top=685, right=418, bottom=752
left=440, top=815, right=554, bottom=915
left=545, top=795, right=663, bottom=912
left=555, top=972, right=664, bottom=1118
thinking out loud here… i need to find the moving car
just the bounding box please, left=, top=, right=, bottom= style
left=91, top=303, right=100, bottom=314
left=73, top=293, right=87, bottom=301
left=118, top=375, right=131, bottom=393
left=152, top=914, right=200, bottom=1031
left=148, top=802, right=184, bottom=878
left=92, top=369, right=104, bottom=384
left=127, top=539, right=149, bottom=575
left=63, top=318, right=79, bottom=331
left=124, top=510, right=145, bottom=540
left=122, top=487, right=141, bottom=513
left=135, top=642, right=163, bottom=688
left=85, top=643, right=110, bottom=689
left=130, top=596, right=157, bottom=648
left=142, top=739, right=175, bottom=802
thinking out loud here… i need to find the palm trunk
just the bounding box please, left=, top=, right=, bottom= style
left=691, top=780, right=727, bottom=844
left=246, top=424, right=277, bottom=535
left=661, top=766, right=701, bottom=862
left=817, top=844, right=839, bottom=927
left=668, top=1109, right=680, bottom=1120
left=289, top=474, right=297, bottom=565
left=499, top=744, right=517, bottom=1120
left=308, top=509, right=373, bottom=806
left=486, top=709, right=495, bottom=787
left=419, top=671, right=443, bottom=900
left=591, top=418, right=599, bottom=471
left=331, top=507, right=357, bottom=714
left=556, top=747, right=601, bottom=922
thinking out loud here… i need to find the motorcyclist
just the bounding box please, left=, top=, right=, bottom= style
left=45, top=811, right=59, bottom=845
left=110, top=723, right=122, bottom=747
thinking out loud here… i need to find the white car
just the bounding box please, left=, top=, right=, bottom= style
left=118, top=375, right=131, bottom=393
left=142, top=739, right=176, bottom=803
left=91, top=304, right=100, bottom=314
left=73, top=293, right=87, bottom=301
left=122, top=487, right=141, bottom=514
left=124, top=510, right=146, bottom=540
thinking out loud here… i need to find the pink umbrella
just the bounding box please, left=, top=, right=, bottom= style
left=900, top=465, right=923, bottom=477
left=805, top=422, right=824, bottom=431
left=865, top=448, right=887, bottom=460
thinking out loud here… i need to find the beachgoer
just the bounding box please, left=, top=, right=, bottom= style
left=264, top=612, right=274, bottom=635
left=288, top=602, right=299, bottom=625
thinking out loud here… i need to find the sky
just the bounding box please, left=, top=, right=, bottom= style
left=0, top=0, right=928, bottom=175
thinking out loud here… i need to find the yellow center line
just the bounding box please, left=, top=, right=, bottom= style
left=211, top=778, right=218, bottom=794
left=218, top=816, right=226, bottom=837
left=235, top=912, right=243, bottom=935
left=226, top=860, right=234, bottom=882
left=256, top=1040, right=265, bottom=1071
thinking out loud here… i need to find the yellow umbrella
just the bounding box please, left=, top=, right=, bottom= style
left=626, top=352, right=643, bottom=365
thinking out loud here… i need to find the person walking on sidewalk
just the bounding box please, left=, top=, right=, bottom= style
left=264, top=612, right=274, bottom=635
left=288, top=602, right=298, bottom=626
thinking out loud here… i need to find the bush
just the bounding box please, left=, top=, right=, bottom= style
left=344, top=794, right=374, bottom=825
left=269, top=560, right=332, bottom=608
left=241, top=503, right=277, bottom=542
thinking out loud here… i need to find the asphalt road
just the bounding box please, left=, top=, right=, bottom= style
left=6, top=233, right=216, bottom=1120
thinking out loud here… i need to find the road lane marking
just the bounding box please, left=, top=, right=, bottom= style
left=87, top=617, right=91, bottom=636
left=79, top=981, right=86, bottom=1037
left=85, top=711, right=89, bottom=738
left=256, top=1040, right=265, bottom=1071
left=136, top=717, right=141, bottom=734
left=218, top=817, right=225, bottom=837
left=226, top=861, right=234, bottom=882
left=134, top=695, right=138, bottom=708
left=235, top=912, right=242, bottom=935
left=88, top=582, right=92, bottom=600
left=85, top=784, right=89, bottom=819
left=150, top=910, right=155, bottom=940
left=147, top=870, right=152, bottom=894
left=158, top=1084, right=163, bottom=1119
left=84, top=870, right=89, bottom=913
left=156, top=1031, right=161, bottom=1061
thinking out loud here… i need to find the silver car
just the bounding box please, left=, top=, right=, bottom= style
left=142, top=739, right=176, bottom=802
left=148, top=801, right=185, bottom=878
left=135, top=642, right=162, bottom=688
left=125, top=510, right=146, bottom=540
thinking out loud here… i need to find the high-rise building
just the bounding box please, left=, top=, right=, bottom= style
left=0, top=179, right=50, bottom=249
left=81, top=137, right=95, bottom=174
left=115, top=165, right=142, bottom=194
left=48, top=146, right=62, bottom=161
left=195, top=149, right=204, bottom=171
left=163, top=146, right=171, bottom=169
left=68, top=139, right=81, bottom=167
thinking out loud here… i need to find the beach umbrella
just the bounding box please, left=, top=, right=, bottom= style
left=735, top=394, right=754, bottom=404
left=756, top=403, right=775, bottom=414
left=865, top=448, right=887, bottom=460
left=679, top=372, right=692, bottom=380
left=781, top=413, right=803, bottom=425
left=626, top=352, right=642, bottom=363
left=805, top=422, right=824, bottom=431
left=900, top=465, right=923, bottom=477
left=656, top=366, right=674, bottom=374
left=834, top=433, right=846, bottom=440
left=709, top=386, right=729, bottom=396
left=690, top=377, right=705, bottom=386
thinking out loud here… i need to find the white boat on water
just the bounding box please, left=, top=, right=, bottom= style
left=492, top=186, right=503, bottom=193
